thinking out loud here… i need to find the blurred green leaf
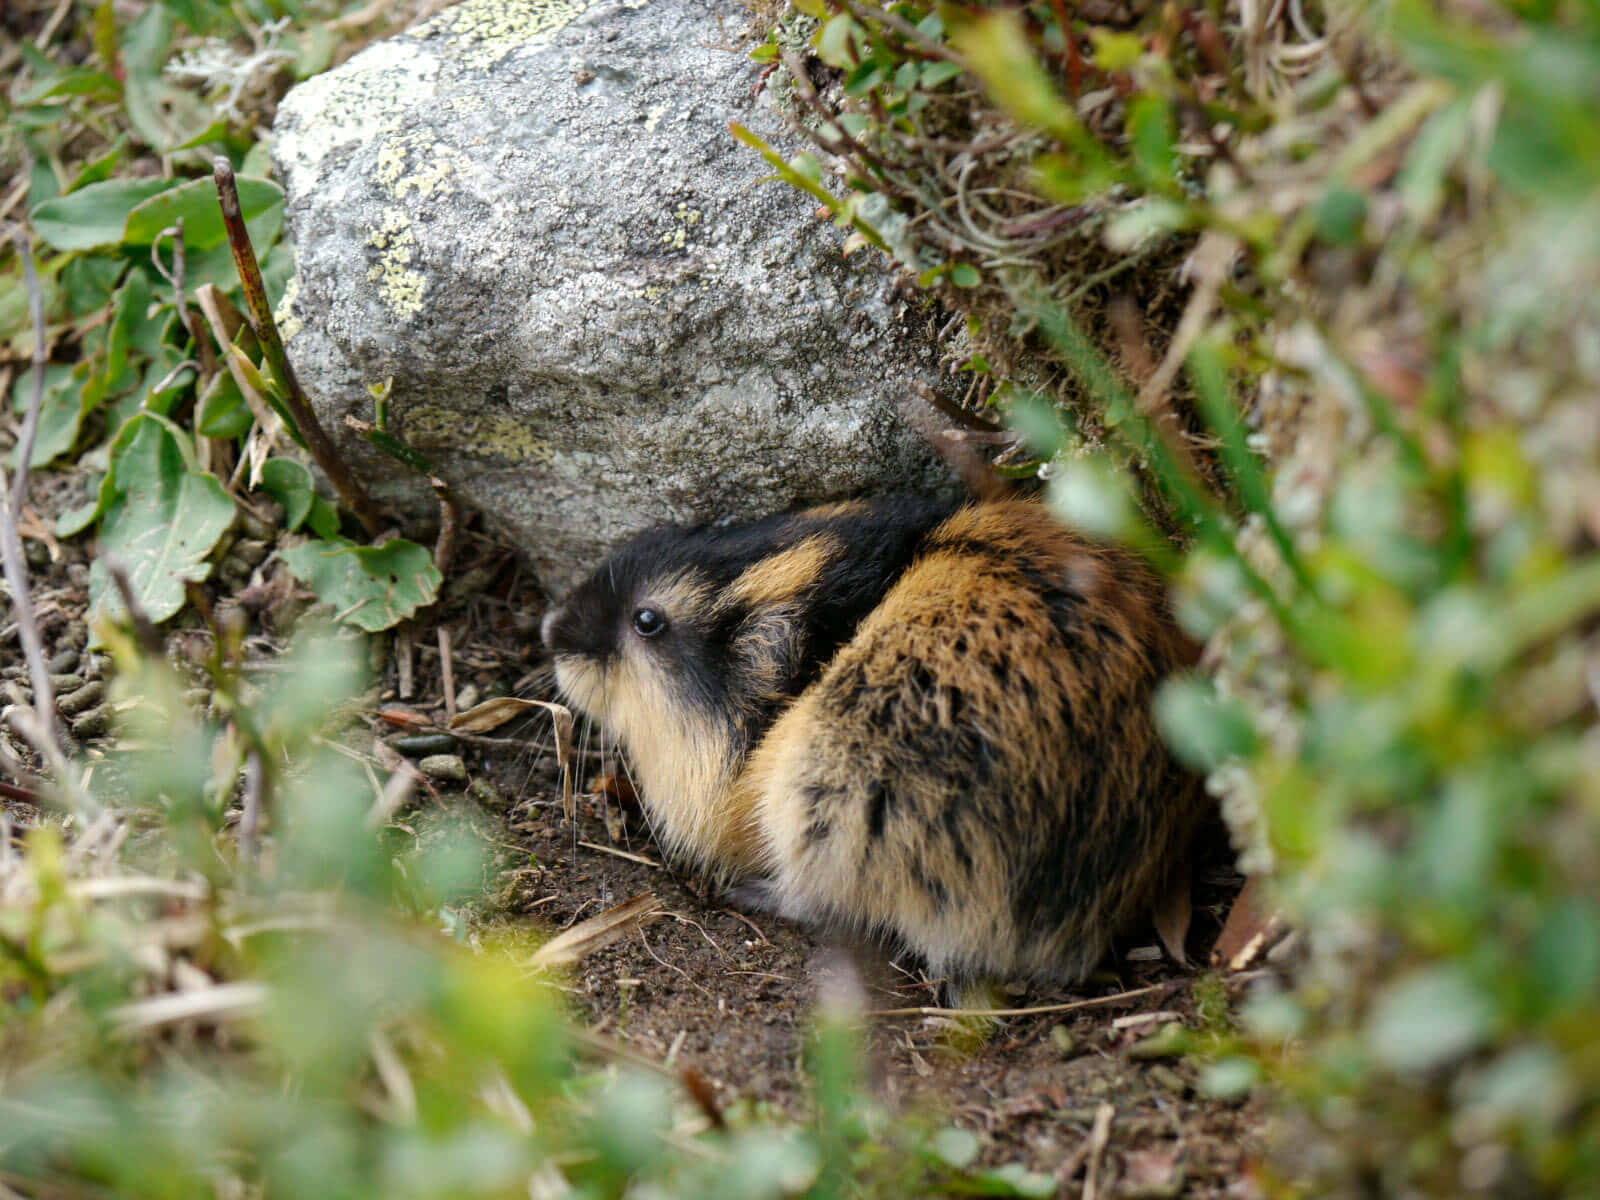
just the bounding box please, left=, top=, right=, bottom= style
left=1154, top=675, right=1259, bottom=771
left=195, top=369, right=254, bottom=439
left=30, top=178, right=173, bottom=251
left=1368, top=966, right=1495, bottom=1073
left=123, top=175, right=284, bottom=249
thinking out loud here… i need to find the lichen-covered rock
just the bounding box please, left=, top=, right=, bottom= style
left=271, top=0, right=954, bottom=591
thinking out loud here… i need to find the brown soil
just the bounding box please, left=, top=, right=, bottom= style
left=485, top=765, right=1265, bottom=1197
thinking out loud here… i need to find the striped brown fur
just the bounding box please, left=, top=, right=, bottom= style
left=543, top=497, right=1204, bottom=984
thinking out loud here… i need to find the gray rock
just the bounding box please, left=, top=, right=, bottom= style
left=272, top=0, right=954, bottom=592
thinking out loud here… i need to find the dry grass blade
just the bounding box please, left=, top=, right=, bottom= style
left=108, top=981, right=268, bottom=1034
left=529, top=893, right=661, bottom=969
left=452, top=697, right=575, bottom=817
left=866, top=979, right=1181, bottom=1019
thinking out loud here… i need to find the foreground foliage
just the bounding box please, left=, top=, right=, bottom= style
left=1, top=623, right=1067, bottom=1199
left=746, top=0, right=1600, bottom=1194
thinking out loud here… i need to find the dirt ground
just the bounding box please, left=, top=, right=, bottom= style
left=487, top=756, right=1266, bottom=1197
left=0, top=470, right=1266, bottom=1196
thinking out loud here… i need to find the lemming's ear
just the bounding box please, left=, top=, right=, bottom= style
left=730, top=607, right=805, bottom=704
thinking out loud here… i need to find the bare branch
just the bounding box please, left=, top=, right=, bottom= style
left=0, top=231, right=67, bottom=779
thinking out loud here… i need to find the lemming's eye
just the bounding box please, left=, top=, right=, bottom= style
left=631, top=607, right=667, bottom=638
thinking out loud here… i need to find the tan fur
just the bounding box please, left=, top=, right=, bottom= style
left=724, top=534, right=839, bottom=609
left=551, top=498, right=1202, bottom=984
left=550, top=569, right=763, bottom=874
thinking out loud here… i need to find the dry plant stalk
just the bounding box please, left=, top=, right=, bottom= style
left=0, top=231, right=69, bottom=786
left=529, top=892, right=662, bottom=968
left=451, top=696, right=576, bottom=819
left=213, top=157, right=384, bottom=536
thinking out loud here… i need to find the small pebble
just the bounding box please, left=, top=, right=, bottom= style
left=419, top=754, right=468, bottom=783
left=2, top=682, right=29, bottom=708
left=390, top=732, right=461, bottom=758
left=58, top=681, right=105, bottom=716
left=468, top=776, right=508, bottom=810
left=455, top=683, right=481, bottom=711
left=65, top=563, right=91, bottom=589
left=47, top=648, right=80, bottom=674
left=49, top=674, right=84, bottom=693
left=24, top=541, right=49, bottom=568
left=233, top=538, right=271, bottom=567
left=1049, top=1025, right=1076, bottom=1058
left=70, top=708, right=110, bottom=738
left=238, top=502, right=283, bottom=541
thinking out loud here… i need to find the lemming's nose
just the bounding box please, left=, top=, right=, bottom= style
left=540, top=606, right=561, bottom=651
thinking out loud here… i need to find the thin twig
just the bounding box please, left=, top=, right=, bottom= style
left=1082, top=1102, right=1115, bottom=1200
left=865, top=979, right=1182, bottom=1019
left=104, top=561, right=165, bottom=658
left=438, top=626, right=456, bottom=724
left=577, top=840, right=664, bottom=869
left=0, top=232, right=66, bottom=777
left=213, top=158, right=384, bottom=537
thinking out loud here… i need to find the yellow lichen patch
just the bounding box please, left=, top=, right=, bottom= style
left=367, top=210, right=427, bottom=319
left=644, top=102, right=668, bottom=132
left=374, top=131, right=463, bottom=200
left=275, top=273, right=304, bottom=344
left=402, top=405, right=558, bottom=464
left=426, top=0, right=605, bottom=71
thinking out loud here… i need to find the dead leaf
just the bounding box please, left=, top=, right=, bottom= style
left=1211, top=875, right=1286, bottom=970
left=529, top=893, right=661, bottom=969
left=1123, top=1145, right=1185, bottom=1199
left=1151, top=858, right=1192, bottom=967
left=453, top=697, right=574, bottom=818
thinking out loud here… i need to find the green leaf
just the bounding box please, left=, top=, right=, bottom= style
left=1046, top=456, right=1137, bottom=538
left=1128, top=94, right=1177, bottom=187
left=59, top=254, right=127, bottom=317
left=260, top=457, right=316, bottom=532
left=123, top=175, right=284, bottom=249
left=195, top=369, right=253, bottom=439
left=1153, top=675, right=1259, bottom=771
left=921, top=60, right=964, bottom=88
left=1531, top=901, right=1600, bottom=1011
left=279, top=537, right=441, bottom=632
left=949, top=263, right=981, bottom=288
left=14, top=364, right=88, bottom=469
left=30, top=178, right=173, bottom=251
left=1088, top=29, right=1143, bottom=71
left=87, top=414, right=237, bottom=631
left=816, top=15, right=862, bottom=69
left=1315, top=186, right=1368, bottom=246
